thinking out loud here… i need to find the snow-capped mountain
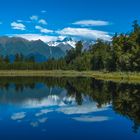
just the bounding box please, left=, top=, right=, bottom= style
left=47, top=37, right=76, bottom=52
left=48, top=37, right=76, bottom=47
left=47, top=37, right=95, bottom=52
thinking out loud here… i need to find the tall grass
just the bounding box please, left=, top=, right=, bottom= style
left=0, top=70, right=139, bottom=83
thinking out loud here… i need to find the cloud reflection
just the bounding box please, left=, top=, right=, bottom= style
left=23, top=95, right=75, bottom=108
left=35, top=109, right=53, bottom=117
left=11, top=112, right=26, bottom=121
left=38, top=118, right=48, bottom=123
left=57, top=103, right=109, bottom=115
left=72, top=115, right=110, bottom=122
left=30, top=121, right=39, bottom=127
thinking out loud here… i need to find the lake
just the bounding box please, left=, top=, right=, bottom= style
left=0, top=77, right=140, bottom=140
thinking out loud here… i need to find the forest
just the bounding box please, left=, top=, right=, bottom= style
left=0, top=21, right=140, bottom=72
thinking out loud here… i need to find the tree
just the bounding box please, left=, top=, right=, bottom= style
left=65, top=48, right=76, bottom=64
left=4, top=55, right=10, bottom=64
left=133, top=20, right=140, bottom=33
left=75, top=41, right=83, bottom=56
left=15, top=53, right=20, bottom=62
left=0, top=56, right=3, bottom=63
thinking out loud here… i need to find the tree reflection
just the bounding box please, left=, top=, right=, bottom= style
left=0, top=77, right=140, bottom=132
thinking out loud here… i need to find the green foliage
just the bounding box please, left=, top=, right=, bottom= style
left=75, top=41, right=83, bottom=56
left=90, top=40, right=113, bottom=71
left=63, top=20, right=140, bottom=72
left=112, top=21, right=140, bottom=71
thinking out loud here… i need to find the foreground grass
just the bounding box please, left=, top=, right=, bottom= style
left=0, top=70, right=140, bottom=83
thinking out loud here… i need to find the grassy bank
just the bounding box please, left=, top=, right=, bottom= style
left=0, top=70, right=139, bottom=83
left=89, top=71, right=140, bottom=83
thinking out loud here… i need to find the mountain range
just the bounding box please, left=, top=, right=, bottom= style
left=0, top=36, right=94, bottom=62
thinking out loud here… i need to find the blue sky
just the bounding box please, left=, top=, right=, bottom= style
left=0, top=0, right=139, bottom=42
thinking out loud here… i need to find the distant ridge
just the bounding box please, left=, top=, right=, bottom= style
left=0, top=36, right=94, bottom=62
left=0, top=36, right=65, bottom=62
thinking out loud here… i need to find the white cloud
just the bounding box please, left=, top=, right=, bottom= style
left=57, top=27, right=111, bottom=41
left=17, top=20, right=31, bottom=23
left=17, top=20, right=23, bottom=23
left=35, top=25, right=53, bottom=33
left=11, top=112, right=26, bottom=120
left=72, top=115, right=110, bottom=122
left=39, top=19, right=47, bottom=25
left=41, top=10, right=47, bottom=13
left=11, top=22, right=26, bottom=30
left=73, top=20, right=110, bottom=26
left=10, top=34, right=57, bottom=42
left=30, top=15, right=38, bottom=21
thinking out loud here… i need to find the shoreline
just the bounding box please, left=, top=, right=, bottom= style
left=0, top=70, right=139, bottom=83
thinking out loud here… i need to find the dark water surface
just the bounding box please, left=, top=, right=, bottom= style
left=0, top=77, right=140, bottom=140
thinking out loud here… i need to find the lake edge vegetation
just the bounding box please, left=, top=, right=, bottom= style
left=0, top=70, right=139, bottom=84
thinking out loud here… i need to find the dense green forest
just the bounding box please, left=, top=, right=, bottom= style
left=0, top=21, right=140, bottom=71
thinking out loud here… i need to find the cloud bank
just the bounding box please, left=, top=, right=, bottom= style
left=73, top=20, right=110, bottom=26
left=11, top=34, right=57, bottom=42
left=57, top=27, right=111, bottom=41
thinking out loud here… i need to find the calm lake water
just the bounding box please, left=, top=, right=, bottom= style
left=0, top=77, right=140, bottom=140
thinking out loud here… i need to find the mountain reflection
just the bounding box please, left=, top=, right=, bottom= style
left=0, top=77, right=140, bottom=133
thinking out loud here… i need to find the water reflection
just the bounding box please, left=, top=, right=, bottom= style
left=0, top=77, right=140, bottom=139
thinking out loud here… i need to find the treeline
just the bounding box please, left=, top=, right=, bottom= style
left=0, top=54, right=67, bottom=70
left=0, top=20, right=140, bottom=71
left=0, top=54, right=37, bottom=70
